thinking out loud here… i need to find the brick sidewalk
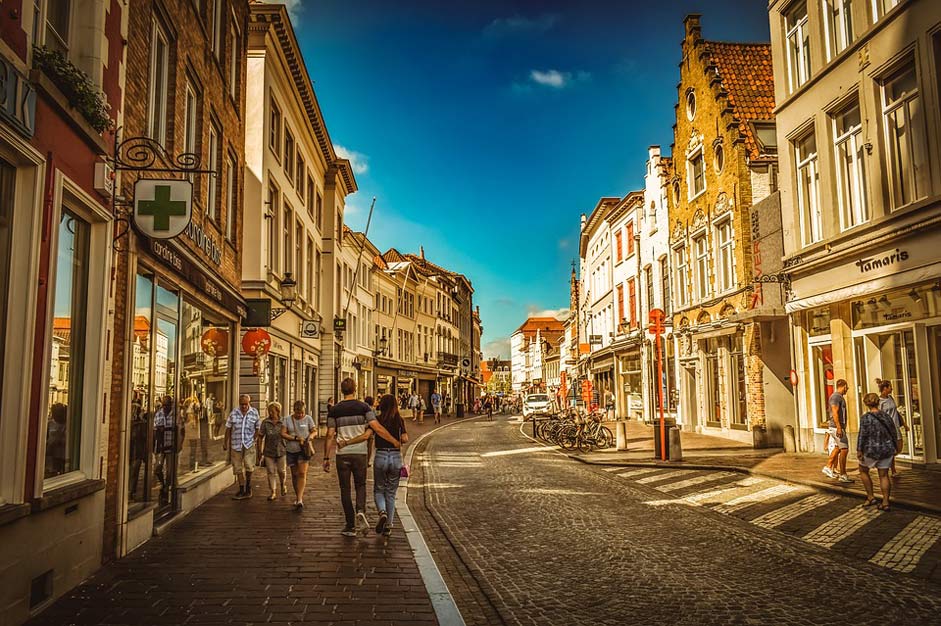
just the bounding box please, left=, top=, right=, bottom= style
left=27, top=413, right=467, bottom=626
left=571, top=420, right=941, bottom=514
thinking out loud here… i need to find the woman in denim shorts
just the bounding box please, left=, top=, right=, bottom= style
left=284, top=401, right=316, bottom=508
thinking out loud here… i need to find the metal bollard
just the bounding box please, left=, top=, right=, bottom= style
left=783, top=425, right=796, bottom=453
left=616, top=421, right=628, bottom=450
left=668, top=426, right=683, bottom=461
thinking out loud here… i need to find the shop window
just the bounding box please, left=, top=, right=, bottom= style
left=811, top=343, right=834, bottom=429
left=824, top=0, right=854, bottom=61
left=729, top=336, right=748, bottom=429
left=177, top=301, right=230, bottom=482
left=153, top=286, right=179, bottom=508
left=0, top=160, right=12, bottom=406
left=881, top=61, right=928, bottom=210
left=832, top=98, right=868, bottom=230
left=127, top=274, right=154, bottom=508
left=44, top=210, right=90, bottom=479
left=807, top=307, right=832, bottom=337
left=784, top=1, right=810, bottom=92
left=795, top=129, right=822, bottom=245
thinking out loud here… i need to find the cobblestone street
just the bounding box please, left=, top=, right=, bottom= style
left=410, top=416, right=941, bottom=626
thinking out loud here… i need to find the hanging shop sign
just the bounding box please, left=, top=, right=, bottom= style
left=134, top=179, right=192, bottom=239
left=0, top=53, right=36, bottom=138
left=242, top=328, right=272, bottom=375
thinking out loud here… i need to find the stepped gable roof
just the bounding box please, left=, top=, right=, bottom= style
left=705, top=41, right=775, bottom=160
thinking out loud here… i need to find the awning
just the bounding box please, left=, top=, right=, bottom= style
left=786, top=263, right=941, bottom=313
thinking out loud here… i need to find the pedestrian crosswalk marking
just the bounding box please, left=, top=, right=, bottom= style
left=615, top=468, right=662, bottom=478
left=751, top=494, right=840, bottom=529
left=658, top=471, right=738, bottom=492
left=682, top=477, right=766, bottom=505
left=804, top=505, right=882, bottom=548
left=869, top=515, right=941, bottom=573
left=636, top=470, right=691, bottom=484
left=713, top=484, right=807, bottom=514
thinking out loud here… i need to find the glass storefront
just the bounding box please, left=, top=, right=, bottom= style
left=268, top=354, right=287, bottom=408
left=44, top=209, right=90, bottom=479
left=127, top=272, right=234, bottom=516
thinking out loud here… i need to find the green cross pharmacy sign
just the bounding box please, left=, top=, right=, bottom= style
left=133, top=179, right=193, bottom=239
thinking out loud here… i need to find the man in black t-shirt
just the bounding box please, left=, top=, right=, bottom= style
left=324, top=378, right=400, bottom=536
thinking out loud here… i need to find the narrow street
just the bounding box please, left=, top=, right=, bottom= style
left=410, top=415, right=941, bottom=626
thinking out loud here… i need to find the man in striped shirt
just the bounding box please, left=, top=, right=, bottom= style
left=224, top=394, right=262, bottom=500
left=324, top=378, right=401, bottom=536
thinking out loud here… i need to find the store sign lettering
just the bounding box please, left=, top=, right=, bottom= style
left=0, top=55, right=36, bottom=138
left=855, top=249, right=909, bottom=274
left=184, top=222, right=222, bottom=265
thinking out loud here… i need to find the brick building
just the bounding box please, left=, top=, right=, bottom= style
left=668, top=15, right=792, bottom=446
left=105, top=0, right=251, bottom=558
left=0, top=0, right=126, bottom=621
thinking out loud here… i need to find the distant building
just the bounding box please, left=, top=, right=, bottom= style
left=511, top=317, right=565, bottom=392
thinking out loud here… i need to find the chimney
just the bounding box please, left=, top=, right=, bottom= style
left=684, top=14, right=701, bottom=38
left=419, top=245, right=425, bottom=261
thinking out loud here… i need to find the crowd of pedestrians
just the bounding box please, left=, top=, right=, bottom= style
left=822, top=378, right=904, bottom=511
left=222, top=379, right=415, bottom=537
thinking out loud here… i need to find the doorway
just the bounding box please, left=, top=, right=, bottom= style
left=681, top=362, right=698, bottom=429
left=854, top=330, right=924, bottom=462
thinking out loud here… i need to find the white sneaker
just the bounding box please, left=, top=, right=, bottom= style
left=838, top=474, right=854, bottom=483
left=356, top=511, right=369, bottom=534
left=822, top=466, right=836, bottom=479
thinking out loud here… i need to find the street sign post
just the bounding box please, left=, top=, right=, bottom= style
left=648, top=308, right=667, bottom=461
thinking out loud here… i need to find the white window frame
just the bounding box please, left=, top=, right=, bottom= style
left=183, top=83, right=198, bottom=182
left=269, top=94, right=282, bottom=161
left=692, top=232, right=710, bottom=302
left=39, top=174, right=112, bottom=492
left=795, top=128, right=822, bottom=245
left=225, top=151, right=236, bottom=241
left=211, top=0, right=223, bottom=58
left=207, top=119, right=220, bottom=223
left=832, top=98, right=868, bottom=230
left=228, top=22, right=239, bottom=100
left=148, top=17, right=170, bottom=145
left=785, top=1, right=810, bottom=92
left=871, top=0, right=900, bottom=21
left=714, top=218, right=735, bottom=293
left=823, top=0, right=853, bottom=61
left=687, top=147, right=706, bottom=200
left=673, top=245, right=689, bottom=309
left=880, top=61, right=928, bottom=210
left=43, top=0, right=72, bottom=57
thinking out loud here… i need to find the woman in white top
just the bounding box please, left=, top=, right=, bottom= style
left=282, top=400, right=316, bottom=508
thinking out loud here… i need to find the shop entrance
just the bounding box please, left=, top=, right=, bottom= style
left=680, top=361, right=698, bottom=428
left=854, top=330, right=924, bottom=462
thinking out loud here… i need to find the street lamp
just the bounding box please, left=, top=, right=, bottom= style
left=374, top=336, right=388, bottom=357
left=270, top=272, right=297, bottom=320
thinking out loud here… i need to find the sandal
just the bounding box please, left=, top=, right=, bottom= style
left=877, top=503, right=891, bottom=512
left=862, top=497, right=879, bottom=507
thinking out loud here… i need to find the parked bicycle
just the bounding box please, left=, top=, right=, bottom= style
left=535, top=410, right=614, bottom=452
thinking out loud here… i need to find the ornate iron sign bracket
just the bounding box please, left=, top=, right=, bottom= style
left=110, top=128, right=217, bottom=250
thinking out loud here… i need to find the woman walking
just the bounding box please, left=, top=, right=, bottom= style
left=857, top=392, right=901, bottom=511
left=876, top=379, right=905, bottom=476
left=284, top=400, right=316, bottom=508
left=260, top=402, right=287, bottom=501
left=373, top=394, right=408, bottom=536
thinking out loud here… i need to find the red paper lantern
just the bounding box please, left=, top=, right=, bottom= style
left=201, top=328, right=229, bottom=357
left=241, top=328, right=272, bottom=375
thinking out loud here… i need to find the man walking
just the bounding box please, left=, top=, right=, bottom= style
left=823, top=379, right=853, bottom=483
left=408, top=391, right=420, bottom=421
left=431, top=388, right=443, bottom=424
left=223, top=394, right=262, bottom=499
left=324, top=378, right=401, bottom=536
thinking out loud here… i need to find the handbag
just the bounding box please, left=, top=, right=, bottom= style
left=399, top=464, right=410, bottom=478
left=300, top=436, right=315, bottom=460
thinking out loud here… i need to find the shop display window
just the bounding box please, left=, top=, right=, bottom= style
left=852, top=283, right=941, bottom=330
left=811, top=343, right=834, bottom=429
left=177, top=301, right=231, bottom=482
left=44, top=210, right=90, bottom=479
left=127, top=274, right=155, bottom=508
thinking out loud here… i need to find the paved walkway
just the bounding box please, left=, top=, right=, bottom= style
left=574, top=420, right=941, bottom=514
left=28, top=413, right=468, bottom=626
left=411, top=416, right=941, bottom=625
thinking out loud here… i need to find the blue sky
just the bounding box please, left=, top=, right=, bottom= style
left=289, top=0, right=771, bottom=358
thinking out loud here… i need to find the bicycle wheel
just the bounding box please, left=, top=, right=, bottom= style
left=600, top=426, right=614, bottom=449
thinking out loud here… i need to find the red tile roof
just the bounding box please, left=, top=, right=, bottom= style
left=515, top=317, right=565, bottom=335
left=706, top=41, right=775, bottom=160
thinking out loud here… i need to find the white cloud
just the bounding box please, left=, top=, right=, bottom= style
left=280, top=0, right=304, bottom=21
left=483, top=337, right=511, bottom=360
left=334, top=144, right=369, bottom=175
left=483, top=14, right=558, bottom=39
left=527, top=307, right=571, bottom=320
left=527, top=69, right=590, bottom=89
